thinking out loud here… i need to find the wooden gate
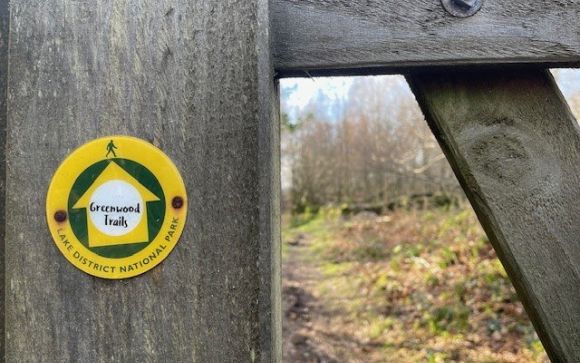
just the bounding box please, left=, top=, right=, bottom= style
left=1, top=0, right=578, bottom=362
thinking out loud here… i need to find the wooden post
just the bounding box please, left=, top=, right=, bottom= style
left=407, top=69, right=580, bottom=362
left=0, top=0, right=8, bottom=359
left=4, top=0, right=280, bottom=361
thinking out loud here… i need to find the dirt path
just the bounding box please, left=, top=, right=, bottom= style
left=283, top=233, right=334, bottom=362
left=282, top=234, right=379, bottom=363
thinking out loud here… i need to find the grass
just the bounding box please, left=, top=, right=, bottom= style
left=283, top=206, right=549, bottom=363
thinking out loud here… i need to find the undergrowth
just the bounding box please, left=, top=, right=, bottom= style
left=283, top=206, right=548, bottom=363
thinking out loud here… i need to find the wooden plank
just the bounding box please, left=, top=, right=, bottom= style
left=407, top=69, right=580, bottom=362
left=0, top=0, right=8, bottom=360
left=5, top=0, right=280, bottom=361
left=258, top=1, right=283, bottom=360
left=273, top=0, right=580, bottom=76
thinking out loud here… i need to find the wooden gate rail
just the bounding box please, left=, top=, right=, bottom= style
left=407, top=69, right=580, bottom=362
left=273, top=0, right=580, bottom=77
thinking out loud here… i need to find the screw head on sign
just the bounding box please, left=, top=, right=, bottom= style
left=441, top=0, right=483, bottom=17
left=54, top=210, right=68, bottom=223
left=172, top=196, right=184, bottom=209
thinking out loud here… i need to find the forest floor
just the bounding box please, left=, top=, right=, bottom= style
left=282, top=207, right=549, bottom=363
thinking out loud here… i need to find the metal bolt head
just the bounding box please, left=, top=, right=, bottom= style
left=172, top=196, right=184, bottom=209
left=54, top=210, right=67, bottom=223
left=442, top=0, right=483, bottom=17
left=455, top=0, right=478, bottom=7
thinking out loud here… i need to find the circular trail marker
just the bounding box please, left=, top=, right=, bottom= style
left=46, top=136, right=187, bottom=279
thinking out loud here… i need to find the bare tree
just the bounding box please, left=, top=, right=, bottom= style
left=282, top=76, right=464, bottom=212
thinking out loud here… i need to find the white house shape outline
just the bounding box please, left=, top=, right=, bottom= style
left=73, top=161, right=161, bottom=248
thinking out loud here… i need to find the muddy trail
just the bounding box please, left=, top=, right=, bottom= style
left=282, top=233, right=381, bottom=363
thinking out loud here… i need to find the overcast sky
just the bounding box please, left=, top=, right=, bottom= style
left=281, top=69, right=580, bottom=118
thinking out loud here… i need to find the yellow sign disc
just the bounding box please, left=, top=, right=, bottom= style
left=46, top=136, right=187, bottom=279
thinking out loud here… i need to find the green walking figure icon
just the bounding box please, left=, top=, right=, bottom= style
left=106, top=140, right=118, bottom=158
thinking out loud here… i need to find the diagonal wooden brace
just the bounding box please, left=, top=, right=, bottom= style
left=407, top=69, right=580, bottom=363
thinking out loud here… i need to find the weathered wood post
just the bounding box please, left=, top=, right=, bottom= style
left=0, top=0, right=8, bottom=359
left=4, top=0, right=280, bottom=361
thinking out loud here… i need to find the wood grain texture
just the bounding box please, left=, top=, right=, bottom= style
left=0, top=0, right=8, bottom=360
left=273, top=0, right=580, bottom=76
left=407, top=69, right=580, bottom=362
left=5, top=0, right=280, bottom=362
